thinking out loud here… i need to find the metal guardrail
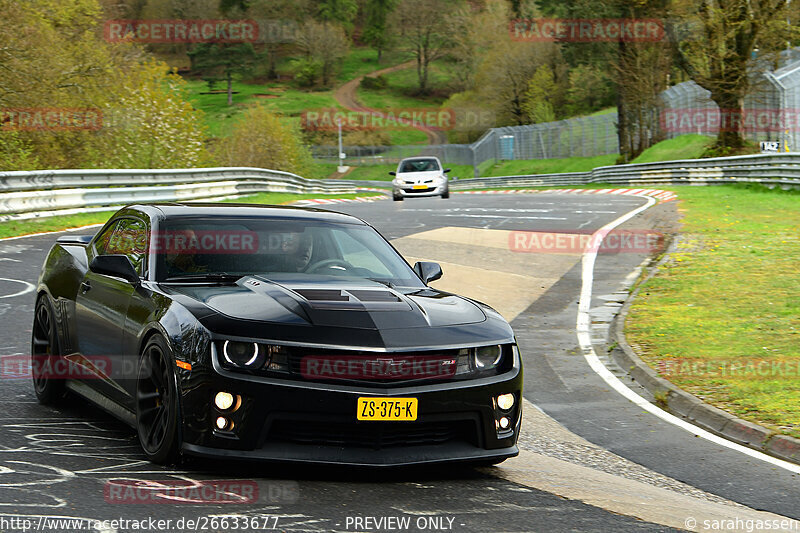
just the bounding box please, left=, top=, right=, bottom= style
left=3, top=153, right=799, bottom=219
left=449, top=153, right=800, bottom=190
left=0, top=167, right=390, bottom=220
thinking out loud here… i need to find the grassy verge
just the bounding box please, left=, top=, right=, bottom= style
left=0, top=193, right=371, bottom=240
left=625, top=185, right=800, bottom=438
left=483, top=155, right=618, bottom=176
left=630, top=134, right=715, bottom=164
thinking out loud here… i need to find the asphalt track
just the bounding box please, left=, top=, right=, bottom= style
left=0, top=193, right=797, bottom=533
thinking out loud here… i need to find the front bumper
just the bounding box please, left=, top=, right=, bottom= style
left=393, top=183, right=447, bottom=198
left=179, top=351, right=523, bottom=466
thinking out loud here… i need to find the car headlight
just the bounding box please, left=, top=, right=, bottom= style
left=222, top=341, right=266, bottom=368
left=218, top=341, right=290, bottom=372
left=474, top=345, right=502, bottom=370
left=453, top=345, right=506, bottom=376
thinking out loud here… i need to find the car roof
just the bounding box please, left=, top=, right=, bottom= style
left=399, top=156, right=441, bottom=162
left=122, top=203, right=367, bottom=225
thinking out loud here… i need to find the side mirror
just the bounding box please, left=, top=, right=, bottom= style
left=443, top=168, right=451, bottom=173
left=389, top=171, right=396, bottom=176
left=413, top=261, right=443, bottom=284
left=90, top=255, right=140, bottom=285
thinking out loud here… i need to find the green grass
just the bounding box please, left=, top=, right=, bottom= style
left=356, top=60, right=452, bottom=112
left=625, top=185, right=800, bottom=438
left=588, top=107, right=617, bottom=116
left=483, top=155, right=618, bottom=176
left=184, top=80, right=340, bottom=137
left=630, top=134, right=715, bottom=164
left=0, top=192, right=369, bottom=240
left=305, top=162, right=340, bottom=180
left=0, top=212, right=113, bottom=240
left=337, top=48, right=413, bottom=81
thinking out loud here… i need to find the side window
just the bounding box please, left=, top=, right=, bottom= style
left=106, top=218, right=148, bottom=276
left=92, top=221, right=119, bottom=256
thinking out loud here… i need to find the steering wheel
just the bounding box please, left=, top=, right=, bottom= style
left=305, top=258, right=352, bottom=274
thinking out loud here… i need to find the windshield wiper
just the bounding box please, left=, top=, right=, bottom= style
left=162, top=273, right=244, bottom=283
left=365, top=278, right=396, bottom=289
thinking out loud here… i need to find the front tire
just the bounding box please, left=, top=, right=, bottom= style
left=136, top=335, right=181, bottom=464
left=441, top=189, right=450, bottom=199
left=393, top=190, right=404, bottom=201
left=31, top=295, right=65, bottom=405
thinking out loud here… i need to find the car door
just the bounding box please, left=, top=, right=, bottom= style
left=75, top=217, right=147, bottom=403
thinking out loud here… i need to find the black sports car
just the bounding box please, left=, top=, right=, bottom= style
left=32, top=203, right=522, bottom=466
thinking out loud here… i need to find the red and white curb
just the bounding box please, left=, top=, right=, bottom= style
left=455, top=188, right=677, bottom=202
left=291, top=195, right=387, bottom=207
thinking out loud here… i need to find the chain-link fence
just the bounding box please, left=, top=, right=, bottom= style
left=659, top=57, right=800, bottom=151
left=312, top=113, right=619, bottom=178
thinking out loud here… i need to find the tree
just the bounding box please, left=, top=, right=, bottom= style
left=566, top=65, right=614, bottom=116
left=390, top=0, right=454, bottom=94
left=97, top=60, right=211, bottom=169
left=213, top=104, right=313, bottom=175
left=0, top=0, right=211, bottom=170
left=522, top=65, right=557, bottom=123
left=188, top=43, right=259, bottom=106
left=448, top=0, right=509, bottom=91
left=535, top=0, right=673, bottom=161
left=670, top=0, right=796, bottom=150
left=295, top=20, right=349, bottom=87
left=363, top=0, right=397, bottom=62
left=474, top=40, right=559, bottom=125
left=316, top=0, right=358, bottom=32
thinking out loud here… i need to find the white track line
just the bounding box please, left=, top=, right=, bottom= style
left=577, top=196, right=800, bottom=474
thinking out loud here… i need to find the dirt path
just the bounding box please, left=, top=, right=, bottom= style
left=333, top=60, right=448, bottom=145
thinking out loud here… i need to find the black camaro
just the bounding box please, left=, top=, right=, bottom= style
left=32, top=203, right=522, bottom=466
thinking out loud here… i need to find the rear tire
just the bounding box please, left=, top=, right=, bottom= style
left=135, top=335, right=181, bottom=465
left=31, top=295, right=65, bottom=405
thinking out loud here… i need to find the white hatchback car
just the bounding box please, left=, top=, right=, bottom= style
left=390, top=156, right=450, bottom=201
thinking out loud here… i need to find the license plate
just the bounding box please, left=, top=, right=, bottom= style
left=357, top=397, right=417, bottom=421
left=412, top=185, right=428, bottom=190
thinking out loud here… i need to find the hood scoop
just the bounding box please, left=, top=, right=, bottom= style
left=292, top=288, right=408, bottom=311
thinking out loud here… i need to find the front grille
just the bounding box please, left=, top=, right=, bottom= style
left=288, top=348, right=463, bottom=386
left=267, top=419, right=476, bottom=449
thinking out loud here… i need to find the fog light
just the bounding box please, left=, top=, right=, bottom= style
left=499, top=417, right=510, bottom=429
left=215, top=416, right=229, bottom=430
left=215, top=392, right=234, bottom=411
left=497, top=393, right=515, bottom=411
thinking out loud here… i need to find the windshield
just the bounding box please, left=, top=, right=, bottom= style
left=399, top=159, right=440, bottom=173
left=154, top=217, right=424, bottom=287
